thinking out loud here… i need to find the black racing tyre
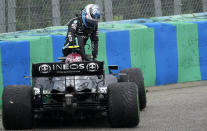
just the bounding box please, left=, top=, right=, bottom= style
left=119, top=68, right=146, bottom=110
left=105, top=74, right=117, bottom=86
left=2, top=85, right=33, bottom=130
left=108, top=82, right=140, bottom=127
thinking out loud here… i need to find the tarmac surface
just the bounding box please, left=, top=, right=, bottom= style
left=1, top=81, right=207, bottom=130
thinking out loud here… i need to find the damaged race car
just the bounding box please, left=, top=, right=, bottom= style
left=2, top=46, right=146, bottom=130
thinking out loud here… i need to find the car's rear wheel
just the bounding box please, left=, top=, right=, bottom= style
left=108, top=82, right=140, bottom=127
left=2, top=85, right=33, bottom=130
left=119, top=68, right=146, bottom=110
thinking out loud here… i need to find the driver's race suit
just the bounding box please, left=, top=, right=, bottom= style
left=62, top=17, right=99, bottom=60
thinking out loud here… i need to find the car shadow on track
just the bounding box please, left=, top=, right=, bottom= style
left=34, top=116, right=112, bottom=129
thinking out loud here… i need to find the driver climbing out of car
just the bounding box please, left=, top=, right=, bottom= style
left=62, top=4, right=101, bottom=61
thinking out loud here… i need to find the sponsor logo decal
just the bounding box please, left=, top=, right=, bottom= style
left=86, top=63, right=99, bottom=72
left=39, top=64, right=51, bottom=73
left=36, top=62, right=102, bottom=75
left=52, top=63, right=85, bottom=71
left=73, top=20, right=78, bottom=24
left=71, top=23, right=77, bottom=30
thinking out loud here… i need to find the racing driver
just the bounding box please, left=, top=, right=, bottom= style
left=62, top=4, right=101, bottom=61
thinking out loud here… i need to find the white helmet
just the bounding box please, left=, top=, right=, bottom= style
left=81, top=4, right=101, bottom=28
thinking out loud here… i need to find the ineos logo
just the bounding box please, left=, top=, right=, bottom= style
left=39, top=64, right=51, bottom=74
left=86, top=63, right=99, bottom=72
left=54, top=63, right=84, bottom=70
left=70, top=64, right=79, bottom=70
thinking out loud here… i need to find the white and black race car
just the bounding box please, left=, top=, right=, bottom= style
left=2, top=49, right=146, bottom=130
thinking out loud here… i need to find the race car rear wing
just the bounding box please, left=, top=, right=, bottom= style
left=32, top=61, right=104, bottom=77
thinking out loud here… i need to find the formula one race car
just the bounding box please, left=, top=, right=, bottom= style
left=2, top=46, right=146, bottom=130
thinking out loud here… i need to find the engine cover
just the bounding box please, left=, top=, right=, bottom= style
left=52, top=76, right=103, bottom=92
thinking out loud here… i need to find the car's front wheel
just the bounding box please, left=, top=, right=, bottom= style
left=119, top=68, right=147, bottom=110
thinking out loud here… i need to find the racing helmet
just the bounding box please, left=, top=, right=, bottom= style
left=81, top=4, right=101, bottom=28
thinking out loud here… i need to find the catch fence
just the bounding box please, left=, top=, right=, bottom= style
left=0, top=0, right=206, bottom=33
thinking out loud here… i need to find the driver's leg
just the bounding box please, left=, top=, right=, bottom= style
left=78, top=36, right=88, bottom=60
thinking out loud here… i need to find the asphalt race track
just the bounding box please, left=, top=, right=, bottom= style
left=1, top=81, right=207, bottom=131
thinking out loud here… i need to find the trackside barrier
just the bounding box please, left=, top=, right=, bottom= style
left=1, top=13, right=207, bottom=106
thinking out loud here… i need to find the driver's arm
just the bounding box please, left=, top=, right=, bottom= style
left=90, top=26, right=99, bottom=60
left=63, top=19, right=77, bottom=48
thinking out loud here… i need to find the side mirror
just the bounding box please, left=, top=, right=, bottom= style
left=108, top=65, right=118, bottom=74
